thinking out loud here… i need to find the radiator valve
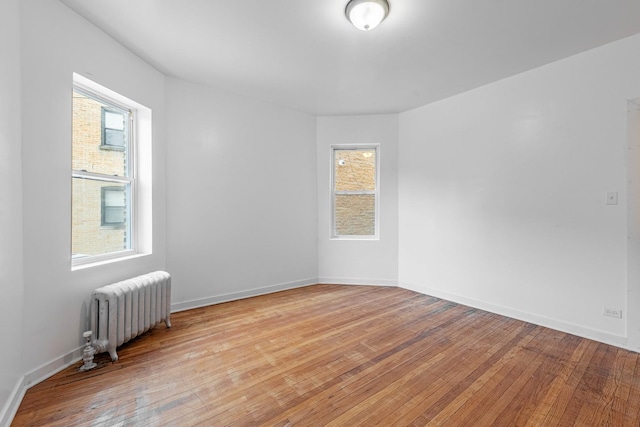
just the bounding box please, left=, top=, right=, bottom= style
left=79, top=330, right=97, bottom=371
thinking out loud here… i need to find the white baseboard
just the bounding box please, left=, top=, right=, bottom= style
left=317, top=277, right=398, bottom=287
left=0, top=376, right=26, bottom=427
left=399, top=281, right=629, bottom=350
left=171, top=277, right=319, bottom=313
left=23, top=346, right=85, bottom=388
left=0, top=346, right=83, bottom=427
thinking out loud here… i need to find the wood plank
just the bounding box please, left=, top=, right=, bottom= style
left=321, top=310, right=512, bottom=426
left=11, top=284, right=640, bottom=426
left=434, top=326, right=559, bottom=426
left=496, top=331, right=581, bottom=425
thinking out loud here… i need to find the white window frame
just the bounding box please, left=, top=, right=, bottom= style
left=331, top=144, right=380, bottom=240
left=72, top=74, right=145, bottom=268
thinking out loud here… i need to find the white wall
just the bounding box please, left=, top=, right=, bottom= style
left=317, top=115, right=399, bottom=285
left=399, top=34, right=640, bottom=348
left=165, top=78, right=318, bottom=308
left=20, top=0, right=166, bottom=378
left=627, top=100, right=640, bottom=350
left=0, top=0, right=24, bottom=419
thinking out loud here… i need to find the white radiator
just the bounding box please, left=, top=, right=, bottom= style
left=90, top=271, right=172, bottom=361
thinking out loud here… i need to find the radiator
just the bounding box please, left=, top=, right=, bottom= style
left=90, top=271, right=172, bottom=361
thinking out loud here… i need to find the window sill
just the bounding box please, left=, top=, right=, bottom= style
left=100, top=144, right=125, bottom=152
left=100, top=224, right=126, bottom=230
left=331, top=235, right=380, bottom=241
left=71, top=252, right=149, bottom=271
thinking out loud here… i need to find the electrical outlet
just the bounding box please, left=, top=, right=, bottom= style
left=603, top=307, right=623, bottom=318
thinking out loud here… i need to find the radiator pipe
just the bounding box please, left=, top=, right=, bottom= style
left=79, top=331, right=97, bottom=371
left=91, top=338, right=108, bottom=354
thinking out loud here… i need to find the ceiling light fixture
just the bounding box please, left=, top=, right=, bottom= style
left=345, top=0, right=389, bottom=31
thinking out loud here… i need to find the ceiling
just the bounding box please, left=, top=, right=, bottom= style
left=60, top=0, right=640, bottom=116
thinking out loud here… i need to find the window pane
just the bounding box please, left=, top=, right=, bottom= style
left=104, top=110, right=125, bottom=130
left=104, top=187, right=125, bottom=207
left=72, top=90, right=128, bottom=176
left=104, top=206, right=125, bottom=224
left=335, top=149, right=376, bottom=191
left=72, top=177, right=130, bottom=258
left=335, top=194, right=375, bottom=235
left=104, top=128, right=125, bottom=147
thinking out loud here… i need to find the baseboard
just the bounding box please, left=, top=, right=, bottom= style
left=23, top=346, right=85, bottom=388
left=171, top=277, right=319, bottom=313
left=0, top=376, right=26, bottom=427
left=0, top=346, right=83, bottom=427
left=317, top=277, right=398, bottom=287
left=399, top=281, right=629, bottom=350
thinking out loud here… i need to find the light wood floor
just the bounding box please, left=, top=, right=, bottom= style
left=12, top=284, right=640, bottom=426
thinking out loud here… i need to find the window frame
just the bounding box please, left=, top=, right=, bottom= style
left=72, top=79, right=137, bottom=267
left=331, top=144, right=380, bottom=240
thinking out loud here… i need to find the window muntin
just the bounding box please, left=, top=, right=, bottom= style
left=332, top=146, right=379, bottom=238
left=72, top=84, right=134, bottom=262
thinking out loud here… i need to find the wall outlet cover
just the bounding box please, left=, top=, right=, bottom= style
left=602, top=307, right=623, bottom=318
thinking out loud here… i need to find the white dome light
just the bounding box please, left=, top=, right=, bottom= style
left=345, top=0, right=390, bottom=31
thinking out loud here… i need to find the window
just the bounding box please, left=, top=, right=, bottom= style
left=101, top=186, right=126, bottom=227
left=72, top=80, right=135, bottom=264
left=332, top=145, right=379, bottom=238
left=102, top=108, right=126, bottom=149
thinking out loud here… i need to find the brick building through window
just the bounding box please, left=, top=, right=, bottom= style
left=332, top=146, right=378, bottom=238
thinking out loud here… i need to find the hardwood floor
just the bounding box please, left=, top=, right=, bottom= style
left=12, top=284, right=640, bottom=426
